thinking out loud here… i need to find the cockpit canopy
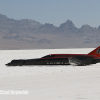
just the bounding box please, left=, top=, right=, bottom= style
left=42, top=55, right=55, bottom=58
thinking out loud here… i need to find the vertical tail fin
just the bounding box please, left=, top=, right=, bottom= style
left=88, top=46, right=100, bottom=57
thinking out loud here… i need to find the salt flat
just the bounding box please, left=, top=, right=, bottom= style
left=0, top=48, right=100, bottom=100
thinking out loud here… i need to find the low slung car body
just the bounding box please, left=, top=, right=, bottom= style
left=6, top=46, right=100, bottom=66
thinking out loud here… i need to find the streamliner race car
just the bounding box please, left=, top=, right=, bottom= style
left=6, top=46, right=100, bottom=66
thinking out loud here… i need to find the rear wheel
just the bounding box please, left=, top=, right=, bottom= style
left=68, top=58, right=82, bottom=66
left=68, top=57, right=93, bottom=66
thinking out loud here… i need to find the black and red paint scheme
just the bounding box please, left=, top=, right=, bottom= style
left=6, top=46, right=100, bottom=66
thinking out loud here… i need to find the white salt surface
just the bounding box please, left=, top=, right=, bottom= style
left=0, top=48, right=100, bottom=100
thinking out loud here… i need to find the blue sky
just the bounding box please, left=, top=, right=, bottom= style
left=0, top=0, right=100, bottom=28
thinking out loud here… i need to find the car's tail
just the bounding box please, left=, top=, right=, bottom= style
left=88, top=46, right=100, bottom=57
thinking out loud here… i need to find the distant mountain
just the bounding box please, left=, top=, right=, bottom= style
left=0, top=14, right=100, bottom=49
left=59, top=20, right=78, bottom=34
left=0, top=14, right=42, bottom=34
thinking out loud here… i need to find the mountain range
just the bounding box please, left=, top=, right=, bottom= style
left=0, top=14, right=100, bottom=49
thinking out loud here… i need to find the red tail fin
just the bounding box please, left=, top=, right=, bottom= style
left=88, top=46, right=100, bottom=57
